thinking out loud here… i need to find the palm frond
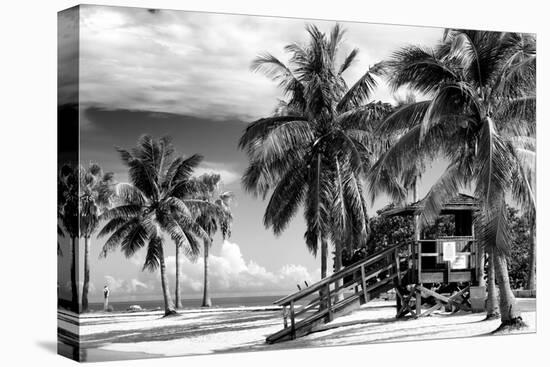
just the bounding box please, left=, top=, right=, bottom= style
left=101, top=219, right=138, bottom=257
left=263, top=160, right=308, bottom=235
left=251, top=53, right=305, bottom=101
left=376, top=101, right=430, bottom=136
left=243, top=119, right=314, bottom=163
left=238, top=116, right=308, bottom=152
left=337, top=66, right=378, bottom=112
left=97, top=217, right=127, bottom=238
left=447, top=31, right=483, bottom=88
left=166, top=154, right=203, bottom=187
left=115, top=183, right=147, bottom=206
left=328, top=23, right=345, bottom=61
left=419, top=81, right=481, bottom=142
left=303, top=153, right=331, bottom=254
left=338, top=101, right=394, bottom=131
left=474, top=117, right=515, bottom=204
left=385, top=45, right=459, bottom=94
left=143, top=236, right=162, bottom=272
left=100, top=204, right=142, bottom=221
left=339, top=48, right=359, bottom=75
left=120, top=223, right=148, bottom=258
left=417, top=162, right=463, bottom=225
left=116, top=148, right=161, bottom=200
left=476, top=196, right=512, bottom=256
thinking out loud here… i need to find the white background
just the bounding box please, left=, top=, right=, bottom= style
left=0, top=0, right=547, bottom=366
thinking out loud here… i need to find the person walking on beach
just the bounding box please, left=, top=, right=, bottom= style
left=103, top=285, right=110, bottom=311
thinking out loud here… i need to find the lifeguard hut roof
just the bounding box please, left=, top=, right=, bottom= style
left=381, top=193, right=479, bottom=217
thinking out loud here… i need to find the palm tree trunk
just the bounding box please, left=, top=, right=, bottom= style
left=493, top=251, right=526, bottom=330
left=321, top=237, right=328, bottom=279
left=412, top=176, right=419, bottom=203
left=158, top=244, right=176, bottom=316
left=526, top=221, right=536, bottom=290
left=202, top=239, right=212, bottom=307
left=320, top=236, right=329, bottom=311
left=412, top=176, right=421, bottom=242
left=334, top=240, right=344, bottom=302
left=485, top=249, right=499, bottom=319
left=82, top=236, right=91, bottom=312
left=70, top=236, right=79, bottom=313
left=175, top=243, right=183, bottom=309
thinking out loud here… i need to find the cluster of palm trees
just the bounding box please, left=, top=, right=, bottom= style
left=58, top=136, right=233, bottom=315
left=241, top=25, right=535, bottom=331
left=57, top=24, right=535, bottom=333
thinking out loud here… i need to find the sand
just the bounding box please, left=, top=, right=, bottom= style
left=60, top=299, right=536, bottom=360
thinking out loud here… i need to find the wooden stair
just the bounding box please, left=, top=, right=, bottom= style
left=266, top=243, right=410, bottom=344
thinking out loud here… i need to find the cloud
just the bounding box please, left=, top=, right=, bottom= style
left=193, top=161, right=240, bottom=185
left=103, top=275, right=150, bottom=294
left=131, top=240, right=318, bottom=296
left=76, top=5, right=442, bottom=119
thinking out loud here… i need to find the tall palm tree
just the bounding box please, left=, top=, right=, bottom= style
left=79, top=164, right=116, bottom=312
left=369, top=30, right=535, bottom=330
left=98, top=135, right=208, bottom=316
left=191, top=174, right=233, bottom=307
left=58, top=164, right=79, bottom=312
left=240, top=24, right=392, bottom=279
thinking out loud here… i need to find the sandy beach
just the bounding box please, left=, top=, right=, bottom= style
left=58, top=298, right=536, bottom=361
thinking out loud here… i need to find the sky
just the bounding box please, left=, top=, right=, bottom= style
left=59, top=4, right=448, bottom=302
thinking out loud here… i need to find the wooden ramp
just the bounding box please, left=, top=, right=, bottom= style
left=266, top=244, right=410, bottom=344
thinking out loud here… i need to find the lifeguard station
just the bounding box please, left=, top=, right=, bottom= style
left=266, top=194, right=484, bottom=344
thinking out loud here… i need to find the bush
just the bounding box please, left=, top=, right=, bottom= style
left=506, top=206, right=532, bottom=289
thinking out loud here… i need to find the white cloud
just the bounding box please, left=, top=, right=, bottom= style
left=193, top=161, right=240, bottom=185
left=104, top=275, right=150, bottom=294
left=131, top=240, right=318, bottom=296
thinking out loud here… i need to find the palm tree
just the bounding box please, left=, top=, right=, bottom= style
left=191, top=174, right=233, bottom=307
left=240, top=24, right=392, bottom=279
left=79, top=164, right=116, bottom=312
left=58, top=164, right=79, bottom=312
left=98, top=135, right=208, bottom=316
left=369, top=30, right=535, bottom=330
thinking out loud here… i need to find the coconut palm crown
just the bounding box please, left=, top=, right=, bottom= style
left=79, top=163, right=116, bottom=312
left=58, top=164, right=79, bottom=312
left=98, top=135, right=209, bottom=316
left=240, top=24, right=392, bottom=278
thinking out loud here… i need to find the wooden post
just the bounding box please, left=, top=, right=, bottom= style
left=290, top=301, right=296, bottom=339
left=417, top=242, right=422, bottom=284
left=415, top=287, right=422, bottom=317
left=394, top=248, right=401, bottom=284
left=283, top=305, right=288, bottom=328
left=446, top=261, right=451, bottom=283
left=394, top=279, right=402, bottom=316
left=361, top=265, right=368, bottom=303
left=326, top=284, right=333, bottom=322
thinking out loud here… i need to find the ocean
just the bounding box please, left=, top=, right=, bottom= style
left=87, top=295, right=289, bottom=312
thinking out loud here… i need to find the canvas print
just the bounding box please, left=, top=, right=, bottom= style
left=57, top=4, right=536, bottom=362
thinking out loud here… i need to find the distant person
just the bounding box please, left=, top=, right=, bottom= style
left=103, top=285, right=110, bottom=311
